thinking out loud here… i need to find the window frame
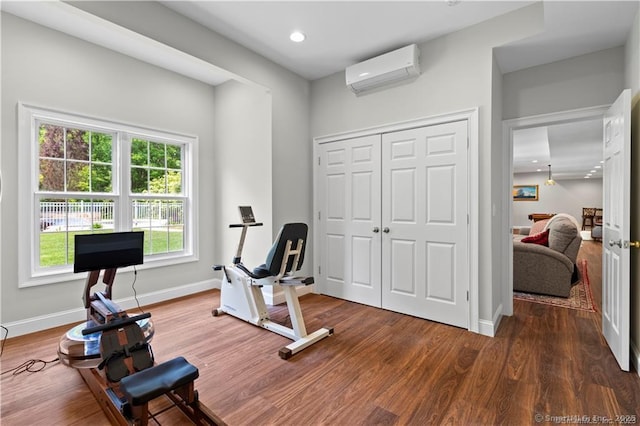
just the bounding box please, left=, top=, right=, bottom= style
left=18, top=103, right=199, bottom=288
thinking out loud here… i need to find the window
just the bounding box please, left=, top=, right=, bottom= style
left=19, top=104, right=197, bottom=286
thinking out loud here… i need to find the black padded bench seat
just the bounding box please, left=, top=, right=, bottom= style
left=119, top=356, right=199, bottom=406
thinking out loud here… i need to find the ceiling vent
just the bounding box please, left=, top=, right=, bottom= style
left=346, top=44, right=420, bottom=95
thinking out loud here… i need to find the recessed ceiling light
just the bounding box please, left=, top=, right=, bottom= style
left=584, top=176, right=590, bottom=179
left=590, top=170, right=596, bottom=173
left=600, top=160, right=604, bottom=164
left=290, top=31, right=306, bottom=43
left=531, top=160, right=538, bottom=163
left=595, top=165, right=601, bottom=169
left=536, top=169, right=542, bottom=172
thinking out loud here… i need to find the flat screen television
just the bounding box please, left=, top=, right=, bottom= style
left=74, top=231, right=144, bottom=273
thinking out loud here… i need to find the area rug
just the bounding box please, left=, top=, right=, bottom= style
left=513, top=259, right=597, bottom=312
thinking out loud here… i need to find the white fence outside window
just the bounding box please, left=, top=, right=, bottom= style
left=40, top=201, right=183, bottom=231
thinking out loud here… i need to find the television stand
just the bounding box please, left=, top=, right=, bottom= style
left=81, top=268, right=125, bottom=324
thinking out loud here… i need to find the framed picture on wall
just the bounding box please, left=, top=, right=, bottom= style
left=513, top=185, right=539, bottom=201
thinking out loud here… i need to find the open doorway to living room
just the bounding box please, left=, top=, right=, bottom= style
left=505, top=106, right=606, bottom=317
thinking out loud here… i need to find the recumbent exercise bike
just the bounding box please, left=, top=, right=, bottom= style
left=212, top=206, right=333, bottom=359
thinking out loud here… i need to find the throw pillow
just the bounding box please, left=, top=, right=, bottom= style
left=529, top=219, right=549, bottom=236
left=521, top=229, right=550, bottom=246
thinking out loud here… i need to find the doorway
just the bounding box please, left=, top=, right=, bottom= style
left=502, top=105, right=608, bottom=316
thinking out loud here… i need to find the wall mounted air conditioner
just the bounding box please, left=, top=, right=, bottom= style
left=346, top=44, right=420, bottom=95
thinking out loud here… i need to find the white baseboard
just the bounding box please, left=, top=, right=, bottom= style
left=4, top=279, right=219, bottom=338
left=478, top=303, right=503, bottom=337
left=478, top=319, right=496, bottom=337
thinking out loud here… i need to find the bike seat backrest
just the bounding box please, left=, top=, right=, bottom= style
left=261, top=223, right=308, bottom=277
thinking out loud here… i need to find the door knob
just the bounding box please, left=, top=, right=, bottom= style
left=383, top=227, right=390, bottom=233
left=626, top=241, right=640, bottom=248
left=373, top=227, right=380, bottom=233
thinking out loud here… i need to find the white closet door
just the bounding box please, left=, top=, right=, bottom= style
left=317, top=135, right=382, bottom=307
left=381, top=121, right=469, bottom=328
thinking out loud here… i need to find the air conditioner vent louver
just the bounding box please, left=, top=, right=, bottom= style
left=346, top=44, right=420, bottom=95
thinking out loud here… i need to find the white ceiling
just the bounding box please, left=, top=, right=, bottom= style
left=160, top=0, right=638, bottom=180
left=161, top=1, right=638, bottom=81
left=513, top=119, right=603, bottom=181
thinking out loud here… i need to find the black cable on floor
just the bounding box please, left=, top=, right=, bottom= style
left=132, top=266, right=145, bottom=314
left=1, top=357, right=60, bottom=376
left=0, top=325, right=7, bottom=357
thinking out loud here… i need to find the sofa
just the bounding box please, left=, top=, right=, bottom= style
left=513, top=214, right=582, bottom=297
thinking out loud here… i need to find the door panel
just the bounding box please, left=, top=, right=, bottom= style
left=317, top=135, right=382, bottom=307
left=389, top=239, right=416, bottom=295
left=390, top=168, right=416, bottom=221
left=426, top=242, right=455, bottom=301
left=427, top=165, right=455, bottom=223
left=602, top=89, right=631, bottom=371
left=382, top=121, right=468, bottom=328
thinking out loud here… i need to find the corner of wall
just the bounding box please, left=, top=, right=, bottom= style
left=478, top=303, right=503, bottom=337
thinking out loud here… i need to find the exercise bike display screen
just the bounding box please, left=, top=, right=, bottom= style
left=239, top=206, right=256, bottom=224
left=74, top=231, right=144, bottom=273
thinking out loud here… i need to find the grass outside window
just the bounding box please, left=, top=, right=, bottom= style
left=39, top=229, right=184, bottom=267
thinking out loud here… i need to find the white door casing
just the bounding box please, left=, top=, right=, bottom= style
left=317, top=135, right=382, bottom=307
left=503, top=105, right=610, bottom=318
left=381, top=121, right=469, bottom=328
left=602, top=89, right=631, bottom=371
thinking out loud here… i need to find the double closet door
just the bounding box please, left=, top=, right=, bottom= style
left=316, top=120, right=469, bottom=329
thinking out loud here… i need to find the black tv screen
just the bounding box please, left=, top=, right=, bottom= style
left=74, top=232, right=144, bottom=273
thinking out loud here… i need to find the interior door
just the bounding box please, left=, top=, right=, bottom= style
left=317, top=135, right=382, bottom=307
left=602, top=89, right=631, bottom=371
left=381, top=121, right=469, bottom=328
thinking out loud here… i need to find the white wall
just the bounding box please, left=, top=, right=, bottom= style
left=503, top=47, right=625, bottom=119
left=71, top=1, right=313, bottom=244
left=310, top=4, right=545, bottom=326
left=212, top=81, right=273, bottom=269
left=1, top=6, right=286, bottom=336
left=0, top=13, right=218, bottom=327
left=502, top=45, right=625, bottom=319
left=512, top=174, right=603, bottom=227
left=491, top=53, right=506, bottom=327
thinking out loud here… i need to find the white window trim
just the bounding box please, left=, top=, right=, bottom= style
left=18, top=102, right=199, bottom=288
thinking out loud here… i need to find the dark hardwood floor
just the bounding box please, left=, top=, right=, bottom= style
left=2, top=240, right=639, bottom=425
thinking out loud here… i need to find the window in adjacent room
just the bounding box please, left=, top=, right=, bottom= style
left=19, top=104, right=197, bottom=286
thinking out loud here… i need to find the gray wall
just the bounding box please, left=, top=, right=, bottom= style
left=512, top=174, right=603, bottom=228
left=503, top=47, right=625, bottom=119
left=212, top=81, right=274, bottom=268
left=491, top=53, right=506, bottom=322
left=0, top=13, right=217, bottom=324
left=73, top=0, right=314, bottom=296
left=310, top=4, right=545, bottom=326
left=72, top=1, right=313, bottom=236
left=0, top=2, right=302, bottom=333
